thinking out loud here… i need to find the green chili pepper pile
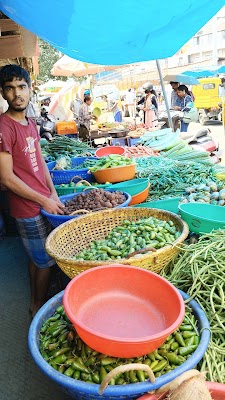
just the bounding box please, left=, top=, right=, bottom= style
left=73, top=217, right=180, bottom=261
left=89, top=155, right=135, bottom=172
left=39, top=305, right=200, bottom=384
left=161, top=229, right=225, bottom=383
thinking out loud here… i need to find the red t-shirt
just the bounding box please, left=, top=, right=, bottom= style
left=0, top=114, right=50, bottom=218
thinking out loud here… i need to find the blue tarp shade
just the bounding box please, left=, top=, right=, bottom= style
left=0, top=1, right=224, bottom=65
left=183, top=66, right=225, bottom=78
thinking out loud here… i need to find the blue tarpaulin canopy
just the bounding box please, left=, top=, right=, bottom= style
left=0, top=0, right=224, bottom=66
left=182, top=66, right=225, bottom=78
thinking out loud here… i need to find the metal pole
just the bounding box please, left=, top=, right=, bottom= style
left=156, top=59, right=174, bottom=131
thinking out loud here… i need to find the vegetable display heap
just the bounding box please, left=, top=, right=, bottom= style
left=39, top=305, right=200, bottom=384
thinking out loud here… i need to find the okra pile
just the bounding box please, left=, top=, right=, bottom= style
left=39, top=305, right=200, bottom=384
left=73, top=217, right=181, bottom=261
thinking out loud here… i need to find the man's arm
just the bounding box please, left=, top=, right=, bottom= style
left=39, top=144, right=57, bottom=194
left=0, top=151, right=64, bottom=214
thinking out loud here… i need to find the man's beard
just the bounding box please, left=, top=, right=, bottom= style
left=10, top=104, right=28, bottom=112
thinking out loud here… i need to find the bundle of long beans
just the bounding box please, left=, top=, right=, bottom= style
left=42, top=135, right=95, bottom=160
left=135, top=156, right=221, bottom=199
left=161, top=230, right=225, bottom=383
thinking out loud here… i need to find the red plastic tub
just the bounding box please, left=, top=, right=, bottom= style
left=95, top=146, right=125, bottom=157
left=63, top=264, right=185, bottom=358
left=136, top=382, right=225, bottom=400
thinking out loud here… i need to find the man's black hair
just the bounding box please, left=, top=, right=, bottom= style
left=84, top=95, right=91, bottom=102
left=0, top=64, right=31, bottom=89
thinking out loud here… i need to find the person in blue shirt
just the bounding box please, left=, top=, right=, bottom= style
left=174, top=85, right=193, bottom=132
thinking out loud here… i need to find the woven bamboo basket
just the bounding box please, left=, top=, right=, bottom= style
left=45, top=208, right=189, bottom=279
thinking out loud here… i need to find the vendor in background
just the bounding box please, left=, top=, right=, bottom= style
left=140, top=83, right=158, bottom=128
left=174, top=84, right=193, bottom=132
left=70, top=93, right=83, bottom=123
left=170, top=81, right=180, bottom=107
left=125, top=88, right=136, bottom=118
left=102, top=95, right=122, bottom=122
left=78, top=95, right=96, bottom=141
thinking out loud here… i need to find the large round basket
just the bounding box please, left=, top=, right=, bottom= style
left=45, top=208, right=189, bottom=279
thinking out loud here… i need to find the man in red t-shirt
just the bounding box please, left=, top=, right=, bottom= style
left=0, top=65, right=64, bottom=317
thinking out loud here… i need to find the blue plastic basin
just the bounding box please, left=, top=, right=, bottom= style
left=41, top=189, right=131, bottom=228
left=28, top=290, right=210, bottom=400
left=47, top=157, right=97, bottom=185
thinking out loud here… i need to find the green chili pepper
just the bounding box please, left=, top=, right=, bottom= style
left=85, top=356, right=96, bottom=367
left=50, top=361, right=58, bottom=371
left=81, top=372, right=92, bottom=381
left=56, top=305, right=64, bottom=315
left=52, top=354, right=67, bottom=364
left=129, top=370, right=138, bottom=383
left=182, top=331, right=196, bottom=339
left=152, top=360, right=167, bottom=372
left=194, top=336, right=200, bottom=346
left=100, top=366, right=107, bottom=383
left=47, top=313, right=61, bottom=322
left=51, top=347, right=71, bottom=358
left=150, top=360, right=159, bottom=370
left=164, top=352, right=184, bottom=365
left=143, top=358, right=152, bottom=366
left=124, top=371, right=130, bottom=382
left=58, top=365, right=65, bottom=374
left=179, top=324, right=194, bottom=331
left=116, top=378, right=125, bottom=385
left=147, top=353, right=155, bottom=362
left=100, top=357, right=117, bottom=366
left=73, top=370, right=81, bottom=380
left=105, top=364, right=114, bottom=373
left=91, top=372, right=100, bottom=384
left=179, top=345, right=198, bottom=357
left=50, top=325, right=67, bottom=337
left=81, top=343, right=87, bottom=359
left=170, top=342, right=179, bottom=351
left=64, top=357, right=76, bottom=367
left=64, top=367, right=74, bottom=377
left=185, top=336, right=195, bottom=346
left=175, top=333, right=186, bottom=347
left=72, top=360, right=89, bottom=373
left=137, top=370, right=145, bottom=382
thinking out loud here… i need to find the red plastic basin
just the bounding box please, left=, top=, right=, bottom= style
left=63, top=265, right=185, bottom=358
left=136, top=382, right=225, bottom=400
left=95, top=146, right=125, bottom=158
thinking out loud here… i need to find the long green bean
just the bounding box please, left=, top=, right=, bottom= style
left=135, top=156, right=222, bottom=200
left=161, top=229, right=225, bottom=383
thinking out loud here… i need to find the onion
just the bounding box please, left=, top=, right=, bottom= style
left=219, top=189, right=225, bottom=200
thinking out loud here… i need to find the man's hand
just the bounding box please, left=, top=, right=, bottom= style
left=173, top=106, right=181, bottom=111
left=42, top=197, right=65, bottom=215
left=49, top=191, right=61, bottom=203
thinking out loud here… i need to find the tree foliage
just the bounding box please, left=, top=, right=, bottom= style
left=37, top=38, right=65, bottom=83
left=37, top=39, right=87, bottom=85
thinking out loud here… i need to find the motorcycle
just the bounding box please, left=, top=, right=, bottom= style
left=180, top=128, right=221, bottom=163
left=36, top=110, right=57, bottom=141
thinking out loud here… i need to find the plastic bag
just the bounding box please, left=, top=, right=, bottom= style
left=182, top=107, right=199, bottom=123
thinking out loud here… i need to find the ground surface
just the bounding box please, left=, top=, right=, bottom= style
left=0, top=237, right=71, bottom=400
